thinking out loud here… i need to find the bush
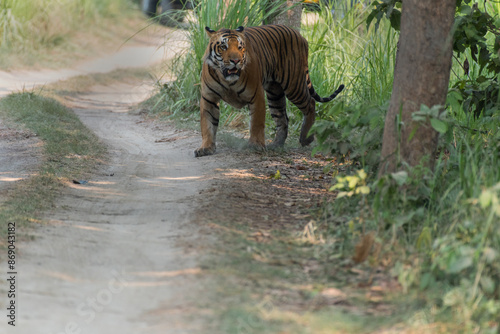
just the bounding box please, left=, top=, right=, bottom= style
left=317, top=1, right=500, bottom=330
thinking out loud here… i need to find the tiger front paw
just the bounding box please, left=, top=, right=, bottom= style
left=246, top=140, right=266, bottom=152
left=194, top=146, right=216, bottom=157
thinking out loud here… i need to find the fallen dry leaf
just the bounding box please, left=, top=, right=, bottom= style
left=250, top=230, right=271, bottom=238
left=320, top=287, right=346, bottom=299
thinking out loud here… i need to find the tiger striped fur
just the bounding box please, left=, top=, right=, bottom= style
left=195, top=24, right=344, bottom=157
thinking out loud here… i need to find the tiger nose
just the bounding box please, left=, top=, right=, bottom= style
left=231, top=59, right=240, bottom=65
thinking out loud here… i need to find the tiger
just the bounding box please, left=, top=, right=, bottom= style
left=194, top=24, right=344, bottom=157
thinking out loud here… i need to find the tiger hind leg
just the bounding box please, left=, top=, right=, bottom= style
left=285, top=78, right=317, bottom=147
left=298, top=98, right=316, bottom=147
left=265, top=83, right=288, bottom=148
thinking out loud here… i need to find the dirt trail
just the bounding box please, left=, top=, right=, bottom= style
left=12, top=83, right=224, bottom=333
left=0, top=29, right=225, bottom=333
left=0, top=29, right=186, bottom=98
left=0, top=27, right=187, bottom=190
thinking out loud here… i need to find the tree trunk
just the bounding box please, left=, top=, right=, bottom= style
left=378, top=0, right=455, bottom=176
left=269, top=0, right=302, bottom=31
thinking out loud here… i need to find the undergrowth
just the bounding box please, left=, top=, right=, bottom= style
left=312, top=1, right=500, bottom=332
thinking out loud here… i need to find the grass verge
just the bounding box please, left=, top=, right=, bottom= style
left=0, top=92, right=106, bottom=242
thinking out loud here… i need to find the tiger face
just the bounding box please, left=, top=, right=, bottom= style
left=205, top=26, right=246, bottom=82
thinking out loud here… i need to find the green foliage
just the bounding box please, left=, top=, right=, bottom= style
left=308, top=2, right=396, bottom=168
left=330, top=169, right=370, bottom=198
left=313, top=100, right=386, bottom=168
left=326, top=120, right=499, bottom=328
left=313, top=1, right=500, bottom=330
left=453, top=3, right=500, bottom=73
left=366, top=0, right=401, bottom=31
left=427, top=182, right=500, bottom=330
left=450, top=76, right=500, bottom=120
left=367, top=0, right=500, bottom=121
left=451, top=2, right=500, bottom=119
left=325, top=110, right=500, bottom=330
left=410, top=104, right=448, bottom=141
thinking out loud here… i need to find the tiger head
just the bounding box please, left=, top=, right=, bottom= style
left=204, top=26, right=246, bottom=82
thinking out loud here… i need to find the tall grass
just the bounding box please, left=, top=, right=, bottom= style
left=0, top=0, right=136, bottom=67
left=303, top=1, right=396, bottom=104
left=303, top=2, right=396, bottom=167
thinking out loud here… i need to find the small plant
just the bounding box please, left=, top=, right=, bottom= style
left=312, top=101, right=387, bottom=169
left=330, top=169, right=370, bottom=198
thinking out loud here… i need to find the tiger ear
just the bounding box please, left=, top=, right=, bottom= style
left=235, top=26, right=244, bottom=32
left=205, top=26, right=216, bottom=37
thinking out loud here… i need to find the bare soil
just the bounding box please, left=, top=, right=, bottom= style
left=9, top=83, right=220, bottom=333
left=196, top=148, right=335, bottom=230
left=0, top=123, right=42, bottom=194
left=0, top=26, right=186, bottom=192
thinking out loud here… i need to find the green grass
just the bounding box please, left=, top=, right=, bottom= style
left=0, top=0, right=140, bottom=68
left=0, top=92, right=106, bottom=240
